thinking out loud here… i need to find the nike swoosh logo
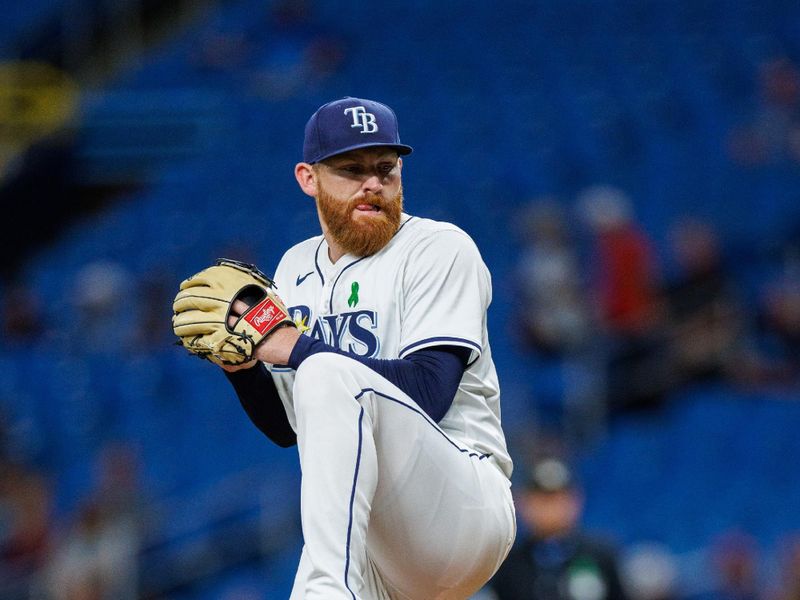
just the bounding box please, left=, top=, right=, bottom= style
left=296, top=271, right=314, bottom=286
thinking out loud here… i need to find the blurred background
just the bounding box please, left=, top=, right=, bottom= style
left=1, top=0, right=800, bottom=598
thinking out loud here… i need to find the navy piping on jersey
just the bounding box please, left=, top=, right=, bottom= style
left=395, top=215, right=414, bottom=234
left=400, top=336, right=482, bottom=358
left=313, top=239, right=325, bottom=285
left=353, top=387, right=492, bottom=461
left=313, top=215, right=415, bottom=305
left=344, top=406, right=364, bottom=600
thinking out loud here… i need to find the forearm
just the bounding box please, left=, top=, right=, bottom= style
left=224, top=362, right=296, bottom=447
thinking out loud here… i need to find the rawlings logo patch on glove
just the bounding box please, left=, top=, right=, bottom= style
left=172, top=258, right=295, bottom=366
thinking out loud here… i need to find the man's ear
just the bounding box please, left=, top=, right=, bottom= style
left=294, top=162, right=318, bottom=197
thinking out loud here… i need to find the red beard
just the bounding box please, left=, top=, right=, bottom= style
left=317, top=183, right=403, bottom=257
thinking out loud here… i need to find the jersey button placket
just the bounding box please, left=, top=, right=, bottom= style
left=319, top=262, right=341, bottom=316
left=318, top=282, right=331, bottom=316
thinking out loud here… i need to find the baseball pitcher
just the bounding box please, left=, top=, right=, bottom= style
left=172, top=97, right=516, bottom=599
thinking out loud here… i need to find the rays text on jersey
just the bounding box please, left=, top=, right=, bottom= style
left=288, top=305, right=380, bottom=357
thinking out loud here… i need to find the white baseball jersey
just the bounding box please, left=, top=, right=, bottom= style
left=268, top=213, right=512, bottom=479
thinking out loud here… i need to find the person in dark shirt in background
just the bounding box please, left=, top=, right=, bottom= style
left=663, top=219, right=745, bottom=386
left=489, top=457, right=628, bottom=600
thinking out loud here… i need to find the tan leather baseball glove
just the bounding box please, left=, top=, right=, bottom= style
left=172, top=258, right=294, bottom=366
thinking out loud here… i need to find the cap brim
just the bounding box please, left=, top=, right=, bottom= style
left=310, top=142, right=413, bottom=164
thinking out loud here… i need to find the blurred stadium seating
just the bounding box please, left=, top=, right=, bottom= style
left=1, top=0, right=800, bottom=597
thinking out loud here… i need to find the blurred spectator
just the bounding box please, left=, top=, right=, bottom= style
left=772, top=534, right=800, bottom=600
left=689, top=531, right=761, bottom=600
left=1, top=281, right=44, bottom=342
left=0, top=460, right=53, bottom=597
left=759, top=235, right=800, bottom=380
left=46, top=443, right=145, bottom=600
left=488, top=457, right=628, bottom=600
left=72, top=259, right=132, bottom=352
left=663, top=219, right=746, bottom=385
left=620, top=543, right=679, bottom=600
left=578, top=185, right=662, bottom=337
left=761, top=279, right=800, bottom=368
left=577, top=185, right=671, bottom=413
left=46, top=500, right=138, bottom=600
left=727, top=56, right=800, bottom=167
left=512, top=198, right=591, bottom=357
left=0, top=407, right=10, bottom=461
left=712, top=533, right=761, bottom=600
left=90, top=443, right=148, bottom=534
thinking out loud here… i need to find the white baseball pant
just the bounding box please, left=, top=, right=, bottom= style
left=287, top=353, right=516, bottom=600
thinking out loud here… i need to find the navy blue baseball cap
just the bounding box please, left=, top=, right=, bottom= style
left=303, top=97, right=413, bottom=164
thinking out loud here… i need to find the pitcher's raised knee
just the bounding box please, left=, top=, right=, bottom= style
left=293, top=352, right=367, bottom=398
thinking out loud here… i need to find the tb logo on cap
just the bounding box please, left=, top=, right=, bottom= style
left=344, top=106, right=378, bottom=134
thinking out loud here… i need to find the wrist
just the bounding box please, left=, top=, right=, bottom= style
left=254, top=325, right=301, bottom=365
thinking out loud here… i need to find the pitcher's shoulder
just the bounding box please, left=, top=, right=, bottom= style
left=396, top=214, right=475, bottom=246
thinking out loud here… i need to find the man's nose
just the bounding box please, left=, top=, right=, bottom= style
left=362, top=174, right=383, bottom=193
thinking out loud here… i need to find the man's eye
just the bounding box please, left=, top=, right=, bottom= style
left=379, top=164, right=395, bottom=175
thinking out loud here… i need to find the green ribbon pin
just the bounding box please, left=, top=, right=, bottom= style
left=348, top=281, right=359, bottom=307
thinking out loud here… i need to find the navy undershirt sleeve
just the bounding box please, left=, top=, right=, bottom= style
left=224, top=362, right=297, bottom=447
left=288, top=335, right=470, bottom=423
